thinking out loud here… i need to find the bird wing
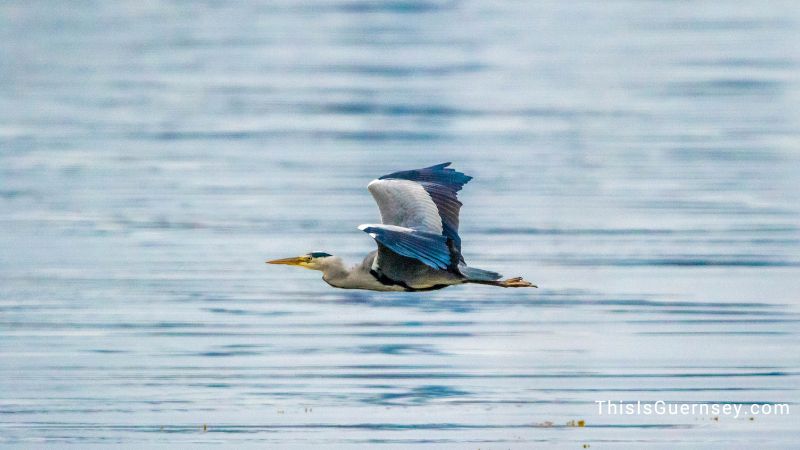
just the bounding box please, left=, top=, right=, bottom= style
left=360, top=163, right=472, bottom=271
left=358, top=224, right=452, bottom=270
left=366, top=162, right=472, bottom=253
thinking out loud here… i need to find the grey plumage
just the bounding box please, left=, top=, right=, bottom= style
left=267, top=163, right=536, bottom=291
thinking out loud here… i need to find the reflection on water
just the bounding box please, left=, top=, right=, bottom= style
left=1, top=0, right=799, bottom=448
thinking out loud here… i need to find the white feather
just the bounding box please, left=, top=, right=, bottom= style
left=366, top=179, right=443, bottom=234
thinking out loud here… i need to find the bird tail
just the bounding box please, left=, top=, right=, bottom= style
left=459, top=265, right=502, bottom=282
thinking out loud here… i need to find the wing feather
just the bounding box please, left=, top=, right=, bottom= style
left=378, top=162, right=471, bottom=254
left=363, top=162, right=473, bottom=270
left=367, top=179, right=442, bottom=234
left=358, top=224, right=451, bottom=270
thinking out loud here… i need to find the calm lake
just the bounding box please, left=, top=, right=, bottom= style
left=1, top=0, right=799, bottom=448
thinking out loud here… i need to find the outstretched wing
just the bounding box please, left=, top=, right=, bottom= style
left=361, top=162, right=472, bottom=270
left=358, top=224, right=452, bottom=270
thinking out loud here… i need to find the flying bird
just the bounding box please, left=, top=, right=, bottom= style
left=268, top=163, right=536, bottom=291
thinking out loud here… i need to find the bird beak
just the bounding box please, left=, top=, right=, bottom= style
left=266, top=256, right=306, bottom=266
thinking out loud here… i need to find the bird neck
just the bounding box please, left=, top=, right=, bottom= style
left=318, top=257, right=350, bottom=286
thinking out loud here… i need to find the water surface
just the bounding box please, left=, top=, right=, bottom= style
left=1, top=0, right=799, bottom=448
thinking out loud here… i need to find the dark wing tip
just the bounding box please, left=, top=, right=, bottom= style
left=379, top=162, right=472, bottom=190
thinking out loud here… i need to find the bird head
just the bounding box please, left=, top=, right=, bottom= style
left=266, top=252, right=333, bottom=271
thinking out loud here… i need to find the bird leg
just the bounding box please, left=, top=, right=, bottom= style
left=498, top=277, right=537, bottom=288
left=464, top=276, right=537, bottom=288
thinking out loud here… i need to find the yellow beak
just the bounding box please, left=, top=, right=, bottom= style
left=266, top=256, right=308, bottom=266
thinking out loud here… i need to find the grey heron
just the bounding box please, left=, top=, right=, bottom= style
left=267, top=163, right=536, bottom=291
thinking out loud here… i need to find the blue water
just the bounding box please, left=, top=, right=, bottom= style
left=2, top=1, right=799, bottom=448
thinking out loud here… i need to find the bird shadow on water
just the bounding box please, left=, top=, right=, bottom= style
left=331, top=289, right=795, bottom=313
left=330, top=289, right=546, bottom=313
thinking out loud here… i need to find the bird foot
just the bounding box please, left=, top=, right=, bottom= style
left=499, top=277, right=537, bottom=288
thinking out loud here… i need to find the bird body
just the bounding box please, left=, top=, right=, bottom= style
left=268, top=163, right=535, bottom=291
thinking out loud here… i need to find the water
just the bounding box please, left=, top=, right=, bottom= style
left=2, top=1, right=800, bottom=448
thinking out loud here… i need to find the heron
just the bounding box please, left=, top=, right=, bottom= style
left=267, top=163, right=536, bottom=291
